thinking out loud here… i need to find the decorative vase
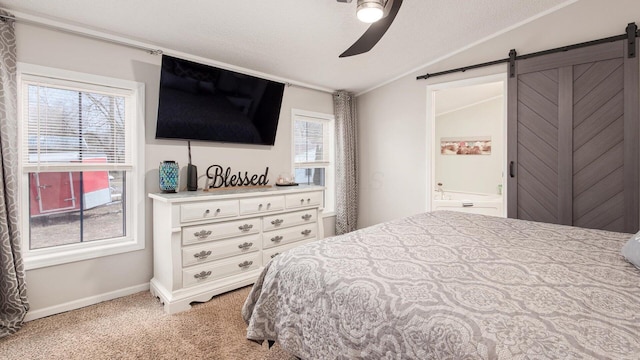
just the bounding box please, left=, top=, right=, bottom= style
left=159, top=161, right=179, bottom=193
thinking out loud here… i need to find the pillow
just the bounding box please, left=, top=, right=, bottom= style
left=198, top=81, right=216, bottom=95
left=621, top=231, right=640, bottom=270
left=174, top=61, right=216, bottom=82
left=216, top=71, right=239, bottom=93
left=226, top=96, right=253, bottom=115
left=161, top=70, right=199, bottom=94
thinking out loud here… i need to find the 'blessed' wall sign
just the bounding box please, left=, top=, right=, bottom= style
left=206, top=165, right=269, bottom=189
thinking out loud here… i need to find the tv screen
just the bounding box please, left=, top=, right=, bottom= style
left=156, top=55, right=285, bottom=145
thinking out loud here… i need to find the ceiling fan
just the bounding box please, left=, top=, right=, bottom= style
left=337, top=0, right=403, bottom=58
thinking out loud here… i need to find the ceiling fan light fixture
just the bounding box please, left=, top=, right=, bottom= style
left=356, top=0, right=384, bottom=23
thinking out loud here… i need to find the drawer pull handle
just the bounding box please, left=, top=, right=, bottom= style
left=193, top=250, right=212, bottom=259
left=194, top=230, right=212, bottom=239
left=301, top=229, right=312, bottom=236
left=271, top=235, right=283, bottom=242
left=267, top=203, right=271, bottom=208
left=301, top=214, right=312, bottom=221
left=300, top=199, right=304, bottom=204
left=271, top=252, right=280, bottom=259
left=238, top=224, right=253, bottom=232
left=271, top=219, right=284, bottom=226
left=238, top=260, right=253, bottom=268
left=238, top=242, right=253, bottom=250
left=258, top=204, right=263, bottom=209
left=194, top=271, right=212, bottom=280
left=307, top=198, right=311, bottom=203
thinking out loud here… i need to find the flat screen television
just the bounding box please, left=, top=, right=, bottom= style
left=155, top=55, right=285, bottom=145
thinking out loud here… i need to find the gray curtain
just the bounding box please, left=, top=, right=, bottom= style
left=0, top=11, right=29, bottom=338
left=333, top=91, right=358, bottom=235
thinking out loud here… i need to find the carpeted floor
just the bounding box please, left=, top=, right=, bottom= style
left=0, top=286, right=296, bottom=360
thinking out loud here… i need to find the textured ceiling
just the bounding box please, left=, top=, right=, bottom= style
left=0, top=0, right=573, bottom=93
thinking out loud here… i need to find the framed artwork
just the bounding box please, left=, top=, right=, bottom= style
left=440, top=137, right=491, bottom=155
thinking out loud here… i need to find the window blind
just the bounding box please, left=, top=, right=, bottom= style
left=22, top=81, right=132, bottom=172
left=293, top=116, right=331, bottom=168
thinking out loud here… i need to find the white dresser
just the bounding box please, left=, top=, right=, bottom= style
left=148, top=185, right=324, bottom=314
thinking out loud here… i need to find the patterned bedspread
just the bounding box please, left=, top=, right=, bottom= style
left=242, top=211, right=640, bottom=359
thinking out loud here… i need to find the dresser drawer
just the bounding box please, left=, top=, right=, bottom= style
left=263, top=238, right=314, bottom=264
left=239, top=195, right=285, bottom=215
left=183, top=218, right=261, bottom=245
left=182, top=252, right=261, bottom=288
left=263, top=209, right=317, bottom=231
left=180, top=200, right=239, bottom=223
left=285, top=191, right=323, bottom=209
left=182, top=233, right=260, bottom=267
left=263, top=223, right=317, bottom=249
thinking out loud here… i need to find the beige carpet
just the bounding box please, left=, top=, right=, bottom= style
left=0, top=286, right=296, bottom=360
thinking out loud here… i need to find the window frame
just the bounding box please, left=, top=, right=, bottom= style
left=291, top=109, right=335, bottom=215
left=17, top=63, right=145, bottom=270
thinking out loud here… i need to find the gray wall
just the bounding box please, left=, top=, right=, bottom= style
left=357, top=0, right=640, bottom=227
left=18, top=23, right=336, bottom=315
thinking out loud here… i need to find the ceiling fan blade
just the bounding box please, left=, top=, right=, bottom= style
left=339, top=0, right=402, bottom=58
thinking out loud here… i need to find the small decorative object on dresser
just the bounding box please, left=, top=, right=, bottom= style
left=159, top=160, right=179, bottom=193
left=148, top=185, right=324, bottom=314
left=276, top=173, right=297, bottom=186
left=186, top=141, right=198, bottom=191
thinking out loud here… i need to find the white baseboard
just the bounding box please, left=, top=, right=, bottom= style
left=24, top=283, right=150, bottom=322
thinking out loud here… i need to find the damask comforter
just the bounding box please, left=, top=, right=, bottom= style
left=242, top=211, right=640, bottom=359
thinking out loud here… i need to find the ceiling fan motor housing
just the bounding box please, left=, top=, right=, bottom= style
left=356, top=0, right=385, bottom=23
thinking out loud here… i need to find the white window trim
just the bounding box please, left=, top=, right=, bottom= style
left=291, top=109, right=335, bottom=217
left=17, top=63, right=146, bottom=270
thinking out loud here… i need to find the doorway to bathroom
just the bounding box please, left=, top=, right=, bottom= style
left=426, top=73, right=507, bottom=217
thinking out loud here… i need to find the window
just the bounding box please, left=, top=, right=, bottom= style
left=292, top=109, right=335, bottom=214
left=18, top=64, right=145, bottom=269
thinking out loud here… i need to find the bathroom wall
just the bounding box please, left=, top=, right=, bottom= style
left=434, top=96, right=504, bottom=195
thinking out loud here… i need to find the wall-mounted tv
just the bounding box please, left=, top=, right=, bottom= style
left=155, top=55, right=285, bottom=145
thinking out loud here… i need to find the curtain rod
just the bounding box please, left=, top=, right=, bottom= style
left=417, top=22, right=638, bottom=81
left=0, top=13, right=163, bottom=55
left=0, top=11, right=335, bottom=93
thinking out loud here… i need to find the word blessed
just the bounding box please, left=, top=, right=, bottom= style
left=206, top=165, right=269, bottom=188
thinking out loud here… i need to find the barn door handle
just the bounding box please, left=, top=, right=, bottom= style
left=509, top=161, right=515, bottom=178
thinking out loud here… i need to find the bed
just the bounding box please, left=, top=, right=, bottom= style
left=242, top=211, right=640, bottom=359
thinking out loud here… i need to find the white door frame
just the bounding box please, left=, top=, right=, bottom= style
left=425, top=73, right=508, bottom=215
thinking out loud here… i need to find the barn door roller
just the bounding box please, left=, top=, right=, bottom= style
left=627, top=22, right=637, bottom=58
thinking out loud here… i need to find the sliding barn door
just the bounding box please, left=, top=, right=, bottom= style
left=507, top=39, right=639, bottom=233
